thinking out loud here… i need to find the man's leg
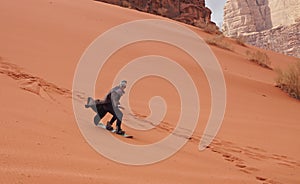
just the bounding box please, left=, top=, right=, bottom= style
left=108, top=115, right=117, bottom=125
left=114, top=108, right=124, bottom=134
left=105, top=104, right=124, bottom=134
left=102, top=104, right=115, bottom=131
left=105, top=115, right=115, bottom=131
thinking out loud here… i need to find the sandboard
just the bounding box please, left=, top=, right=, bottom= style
left=97, top=122, right=133, bottom=138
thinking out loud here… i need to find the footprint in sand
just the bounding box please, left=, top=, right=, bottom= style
left=0, top=60, right=72, bottom=101
left=256, top=176, right=267, bottom=181
left=210, top=138, right=300, bottom=184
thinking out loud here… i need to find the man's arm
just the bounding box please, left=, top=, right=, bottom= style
left=110, top=91, right=120, bottom=108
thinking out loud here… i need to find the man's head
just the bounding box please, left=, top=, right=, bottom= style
left=119, top=80, right=127, bottom=90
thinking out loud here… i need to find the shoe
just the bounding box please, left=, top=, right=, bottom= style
left=116, top=127, right=125, bottom=135
left=106, top=121, right=113, bottom=131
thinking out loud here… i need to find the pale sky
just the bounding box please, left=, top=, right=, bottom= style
left=205, top=0, right=227, bottom=28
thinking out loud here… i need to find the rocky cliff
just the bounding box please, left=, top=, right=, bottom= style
left=223, top=0, right=300, bottom=58
left=268, top=0, right=300, bottom=27
left=95, top=0, right=216, bottom=29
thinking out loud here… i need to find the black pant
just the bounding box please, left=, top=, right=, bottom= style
left=96, top=103, right=123, bottom=129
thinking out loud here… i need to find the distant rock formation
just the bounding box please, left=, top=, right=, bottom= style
left=95, top=0, right=217, bottom=29
left=222, top=0, right=300, bottom=58
left=268, top=0, right=300, bottom=27
left=245, top=23, right=300, bottom=58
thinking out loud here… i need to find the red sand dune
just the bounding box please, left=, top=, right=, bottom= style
left=0, top=0, right=299, bottom=183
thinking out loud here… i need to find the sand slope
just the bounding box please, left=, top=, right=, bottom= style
left=0, top=0, right=299, bottom=183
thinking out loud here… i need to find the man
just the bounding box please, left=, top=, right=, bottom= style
left=85, top=80, right=127, bottom=135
